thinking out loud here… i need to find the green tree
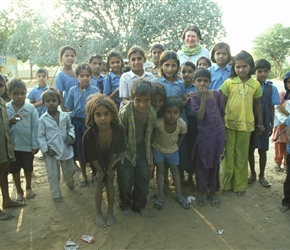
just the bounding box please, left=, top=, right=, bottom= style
left=252, top=23, right=290, bottom=78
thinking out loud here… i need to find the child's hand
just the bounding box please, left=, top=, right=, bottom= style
left=9, top=114, right=22, bottom=125
left=95, top=171, right=105, bottom=184
left=198, top=87, right=209, bottom=98
left=46, top=147, right=57, bottom=156
left=106, top=168, right=115, bottom=181
left=269, top=125, right=273, bottom=137
left=256, top=124, right=265, bottom=135
left=65, top=136, right=75, bottom=146
left=32, top=149, right=39, bottom=154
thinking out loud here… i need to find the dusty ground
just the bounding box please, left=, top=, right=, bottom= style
left=0, top=141, right=290, bottom=250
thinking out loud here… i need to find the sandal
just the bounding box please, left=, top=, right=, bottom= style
left=178, top=197, right=190, bottom=209
left=259, top=177, right=272, bottom=187
left=210, top=194, right=220, bottom=208
left=273, top=164, right=283, bottom=172
left=279, top=205, right=290, bottom=212
left=248, top=174, right=256, bottom=184
left=237, top=191, right=245, bottom=196
left=197, top=193, right=207, bottom=207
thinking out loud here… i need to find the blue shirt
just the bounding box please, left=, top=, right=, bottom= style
left=261, top=81, right=280, bottom=105
left=103, top=72, right=122, bottom=103
left=66, top=84, right=99, bottom=119
left=90, top=74, right=106, bottom=93
left=55, top=71, right=78, bottom=106
left=185, top=84, right=197, bottom=117
left=155, top=76, right=186, bottom=98
left=6, top=101, right=39, bottom=151
left=209, top=64, right=231, bottom=90
left=27, top=84, right=49, bottom=117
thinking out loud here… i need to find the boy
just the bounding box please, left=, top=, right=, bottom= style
left=248, top=59, right=280, bottom=187
left=145, top=43, right=165, bottom=77
left=28, top=68, right=49, bottom=117
left=6, top=79, right=39, bottom=201
left=89, top=54, right=106, bottom=93
left=117, top=78, right=157, bottom=217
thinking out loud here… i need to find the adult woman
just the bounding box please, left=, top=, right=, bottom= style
left=177, top=24, right=210, bottom=65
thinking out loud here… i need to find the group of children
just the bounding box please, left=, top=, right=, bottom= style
left=1, top=38, right=290, bottom=226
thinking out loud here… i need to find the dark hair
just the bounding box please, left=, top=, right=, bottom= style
left=75, top=63, right=92, bottom=76
left=36, top=68, right=49, bottom=76
left=164, top=96, right=183, bottom=114
left=106, top=49, right=124, bottom=71
left=230, top=50, right=255, bottom=78
left=196, top=56, right=212, bottom=67
left=159, top=51, right=180, bottom=78
left=180, top=61, right=196, bottom=71
left=0, top=73, right=6, bottom=84
left=255, top=59, right=271, bottom=71
left=181, top=24, right=203, bottom=41
left=8, top=78, right=26, bottom=93
left=150, top=43, right=165, bottom=53
left=193, top=67, right=211, bottom=82
left=153, top=82, right=167, bottom=98
left=88, top=54, right=102, bottom=64
left=128, top=46, right=146, bottom=61
left=130, top=78, right=153, bottom=99
left=211, top=42, right=232, bottom=64
left=123, top=66, right=131, bottom=73
left=41, top=88, right=61, bottom=105
left=59, top=45, right=76, bottom=67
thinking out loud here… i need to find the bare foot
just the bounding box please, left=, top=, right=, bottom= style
left=3, top=200, right=26, bottom=209
left=96, top=214, right=106, bottom=228
left=0, top=210, right=14, bottom=220
left=53, top=197, right=63, bottom=203
left=122, top=209, right=134, bottom=217
left=106, top=212, right=116, bottom=226
left=139, top=208, right=149, bottom=217
left=16, top=193, right=24, bottom=202
left=26, top=189, right=36, bottom=199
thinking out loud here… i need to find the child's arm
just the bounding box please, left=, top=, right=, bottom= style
left=196, top=94, right=207, bottom=121
left=31, top=108, right=39, bottom=154
left=222, top=94, right=228, bottom=108
left=91, top=160, right=105, bottom=184
left=177, top=134, right=185, bottom=147
left=270, top=105, right=274, bottom=136
left=253, top=98, right=265, bottom=135
left=109, top=88, right=119, bottom=100
left=106, top=153, right=125, bottom=181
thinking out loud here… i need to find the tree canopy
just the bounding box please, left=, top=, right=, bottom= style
left=1, top=0, right=226, bottom=67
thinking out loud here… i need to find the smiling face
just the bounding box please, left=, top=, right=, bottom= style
left=152, top=93, right=165, bottom=113
left=234, top=60, right=250, bottom=82
left=93, top=105, right=113, bottom=130
left=132, top=93, right=151, bottom=113
left=255, top=68, right=270, bottom=84
left=77, top=69, right=91, bottom=89
left=90, top=58, right=102, bottom=76
left=185, top=31, right=199, bottom=48
left=61, top=49, right=76, bottom=67
left=109, top=56, right=122, bottom=74
left=180, top=65, right=195, bottom=86
left=160, top=59, right=178, bottom=82
left=129, top=52, right=145, bottom=75
left=214, top=48, right=229, bottom=68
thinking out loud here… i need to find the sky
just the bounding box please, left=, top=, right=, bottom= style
left=1, top=0, right=290, bottom=55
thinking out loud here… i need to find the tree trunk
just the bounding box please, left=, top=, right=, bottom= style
left=30, top=64, right=33, bottom=81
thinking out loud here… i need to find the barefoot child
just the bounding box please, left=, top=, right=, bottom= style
left=6, top=79, right=39, bottom=201
left=117, top=78, right=157, bottom=217
left=152, top=96, right=190, bottom=209
left=190, top=68, right=225, bottom=207
left=0, top=74, right=25, bottom=220
left=38, top=89, right=75, bottom=202
left=83, top=94, right=126, bottom=228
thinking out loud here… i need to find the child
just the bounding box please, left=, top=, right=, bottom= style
left=88, top=54, right=106, bottom=93
left=208, top=42, right=232, bottom=90
left=220, top=50, right=264, bottom=196
left=180, top=61, right=198, bottom=186
left=0, top=74, right=25, bottom=220
left=117, top=78, right=157, bottom=217
left=103, top=49, right=124, bottom=109
left=38, top=89, right=75, bottom=203
left=152, top=82, right=167, bottom=118
left=155, top=51, right=189, bottom=181
left=0, top=74, right=10, bottom=102
left=145, top=43, right=165, bottom=77
left=248, top=59, right=279, bottom=187
left=272, top=71, right=290, bottom=172
left=66, top=63, right=99, bottom=187
left=83, top=94, right=126, bottom=228
left=190, top=68, right=225, bottom=207
left=152, top=96, right=190, bottom=209
left=28, top=68, right=49, bottom=117
left=119, top=46, right=154, bottom=108
left=6, top=79, right=39, bottom=201
left=196, top=56, right=212, bottom=68
left=55, top=45, right=78, bottom=111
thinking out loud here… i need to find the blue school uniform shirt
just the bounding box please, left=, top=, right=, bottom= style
left=65, top=84, right=99, bottom=119
left=185, top=84, right=197, bottom=117
left=27, top=84, right=49, bottom=117
left=103, top=72, right=122, bottom=104
left=90, top=74, right=106, bottom=93
left=55, top=71, right=78, bottom=106
left=261, top=81, right=280, bottom=105
left=155, top=76, right=186, bottom=97
left=209, top=64, right=231, bottom=90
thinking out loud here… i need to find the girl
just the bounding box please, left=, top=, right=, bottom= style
left=66, top=63, right=99, bottom=187
left=190, top=68, right=225, bottom=207
left=209, top=42, right=232, bottom=90
left=55, top=45, right=78, bottom=111
left=103, top=49, right=124, bottom=110
left=38, top=89, right=75, bottom=203
left=152, top=96, right=190, bottom=209
left=180, top=61, right=198, bottom=186
left=83, top=94, right=126, bottom=228
left=119, top=46, right=154, bottom=108
left=155, top=51, right=189, bottom=182
left=88, top=54, right=106, bottom=93
left=196, top=56, right=212, bottom=68
left=220, top=50, right=264, bottom=196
